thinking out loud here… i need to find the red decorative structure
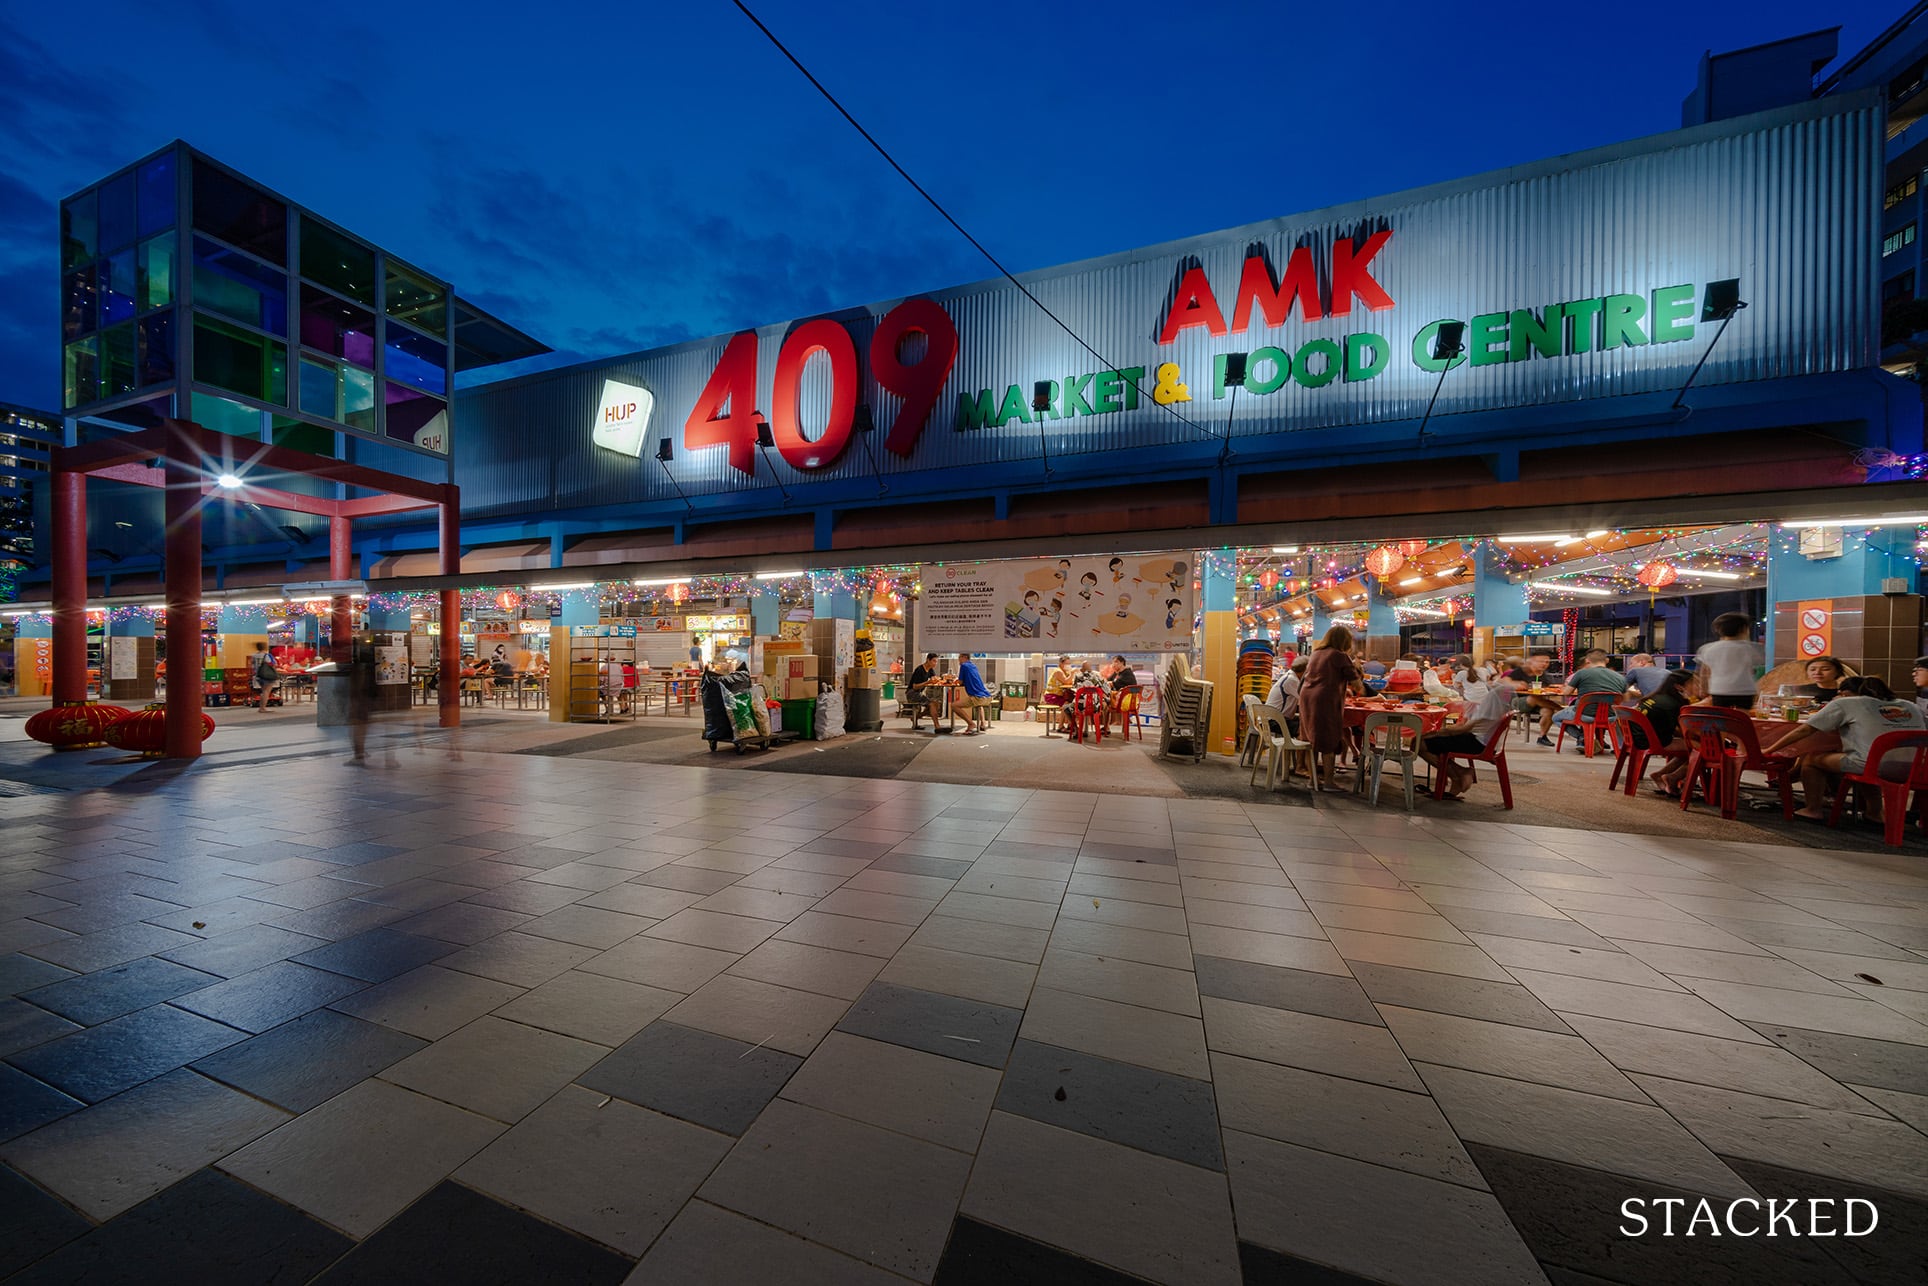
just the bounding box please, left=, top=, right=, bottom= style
left=1636, top=561, right=1679, bottom=589
left=1396, top=539, right=1429, bottom=557
left=105, top=704, right=215, bottom=758
left=25, top=702, right=132, bottom=750
left=1257, top=569, right=1279, bottom=590
left=1363, top=545, right=1406, bottom=577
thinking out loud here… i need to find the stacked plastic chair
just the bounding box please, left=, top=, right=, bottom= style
left=1235, top=639, right=1277, bottom=752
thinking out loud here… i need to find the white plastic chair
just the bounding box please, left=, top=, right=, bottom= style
left=1359, top=710, right=1426, bottom=809
left=1249, top=703, right=1312, bottom=792
left=1239, top=694, right=1265, bottom=766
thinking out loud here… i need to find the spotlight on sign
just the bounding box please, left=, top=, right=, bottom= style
left=1032, top=381, right=1052, bottom=413
left=1701, top=278, right=1744, bottom=322
left=755, top=423, right=775, bottom=448
left=655, top=440, right=674, bottom=462
left=1432, top=322, right=1466, bottom=362
left=1223, top=353, right=1248, bottom=387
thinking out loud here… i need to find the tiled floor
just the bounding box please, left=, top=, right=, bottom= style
left=1, top=748, right=1925, bottom=1283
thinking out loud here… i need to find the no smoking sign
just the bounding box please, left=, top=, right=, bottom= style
left=1800, top=608, right=1828, bottom=631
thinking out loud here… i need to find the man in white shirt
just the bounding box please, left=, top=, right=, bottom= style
left=1419, top=677, right=1518, bottom=799
left=1694, top=612, right=1765, bottom=710
left=1266, top=657, right=1309, bottom=726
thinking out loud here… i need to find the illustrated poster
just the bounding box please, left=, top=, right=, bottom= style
left=917, top=554, right=1195, bottom=654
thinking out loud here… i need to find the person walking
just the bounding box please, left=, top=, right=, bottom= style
left=1299, top=625, right=1364, bottom=790
left=250, top=641, right=280, bottom=711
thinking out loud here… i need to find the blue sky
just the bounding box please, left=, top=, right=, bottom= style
left=0, top=0, right=1895, bottom=408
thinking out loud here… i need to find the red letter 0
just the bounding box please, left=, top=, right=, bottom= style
left=871, top=298, right=959, bottom=458
left=684, top=330, right=762, bottom=475
left=770, top=318, right=857, bottom=470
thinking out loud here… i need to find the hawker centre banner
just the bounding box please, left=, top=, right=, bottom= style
left=917, top=555, right=1198, bottom=656
left=463, top=95, right=1879, bottom=512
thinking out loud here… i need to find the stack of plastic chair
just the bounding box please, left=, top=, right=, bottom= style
left=1359, top=710, right=1426, bottom=809
left=1236, top=640, right=1276, bottom=753
left=1158, top=657, right=1216, bottom=763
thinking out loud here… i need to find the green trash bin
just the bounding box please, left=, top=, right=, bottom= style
left=778, top=697, right=818, bottom=740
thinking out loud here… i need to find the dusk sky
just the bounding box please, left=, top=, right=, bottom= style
left=0, top=0, right=1894, bottom=409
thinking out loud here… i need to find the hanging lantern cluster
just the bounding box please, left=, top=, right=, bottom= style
left=1258, top=569, right=1279, bottom=591
left=1363, top=545, right=1406, bottom=577
left=1635, top=561, right=1678, bottom=589
left=1396, top=539, right=1429, bottom=558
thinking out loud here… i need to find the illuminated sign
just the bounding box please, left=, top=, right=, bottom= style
left=592, top=378, right=655, bottom=457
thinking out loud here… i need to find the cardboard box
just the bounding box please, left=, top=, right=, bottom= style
left=784, top=675, right=821, bottom=700
left=765, top=639, right=804, bottom=659
left=847, top=667, right=881, bottom=689
left=1000, top=695, right=1028, bottom=712
left=777, top=654, right=820, bottom=680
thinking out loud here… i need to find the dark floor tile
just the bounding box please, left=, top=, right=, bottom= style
left=0, top=1164, right=90, bottom=1277
left=870, top=854, right=976, bottom=880
left=798, top=838, right=898, bottom=861
left=634, top=866, right=740, bottom=894
left=1237, top=1240, right=1386, bottom=1285
left=933, top=1215, right=1143, bottom=1285
left=0, top=999, right=81, bottom=1059
left=1193, top=956, right=1382, bottom=1025
left=1744, top=1023, right=1928, bottom=1096
left=1078, top=842, right=1177, bottom=865
left=157, top=925, right=332, bottom=979
left=170, top=961, right=366, bottom=1034
left=995, top=1039, right=1223, bottom=1170
left=835, top=981, right=1021, bottom=1069
left=0, top=954, right=75, bottom=996
left=289, top=926, right=458, bottom=982
left=1348, top=961, right=1572, bottom=1034
left=313, top=1180, right=630, bottom=1285
left=5, top=1003, right=246, bottom=1103
left=191, top=1008, right=427, bottom=1112
left=1466, top=1142, right=1854, bottom=1286
left=982, top=841, right=1080, bottom=863
left=10, top=1166, right=353, bottom=1285
left=22, top=957, right=222, bottom=1027
left=311, top=842, right=409, bottom=867
left=0, top=1063, right=82, bottom=1143
left=1723, top=1155, right=1928, bottom=1286
left=577, top=1020, right=799, bottom=1135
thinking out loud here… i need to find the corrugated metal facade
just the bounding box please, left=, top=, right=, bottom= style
left=453, top=94, right=1880, bottom=517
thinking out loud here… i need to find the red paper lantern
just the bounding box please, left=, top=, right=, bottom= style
left=25, top=702, right=132, bottom=751
left=1364, top=545, right=1406, bottom=577
left=496, top=591, right=521, bottom=612
left=1396, top=539, right=1429, bottom=557
left=103, top=704, right=217, bottom=758
left=1636, top=562, right=1678, bottom=589
left=1257, top=569, right=1279, bottom=590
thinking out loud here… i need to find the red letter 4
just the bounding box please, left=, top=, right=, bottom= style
left=684, top=331, right=762, bottom=474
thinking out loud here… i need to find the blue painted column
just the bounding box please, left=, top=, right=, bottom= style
left=367, top=602, right=412, bottom=632
left=813, top=589, right=858, bottom=625
left=115, top=611, right=156, bottom=638
left=1365, top=576, right=1400, bottom=649
left=1471, top=540, right=1528, bottom=650
left=552, top=590, right=600, bottom=628
left=751, top=587, right=780, bottom=638
left=1764, top=526, right=1919, bottom=666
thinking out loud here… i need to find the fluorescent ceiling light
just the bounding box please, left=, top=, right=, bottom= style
left=1553, top=537, right=1580, bottom=547
left=632, top=577, right=689, bottom=586
left=221, top=597, right=285, bottom=606
left=530, top=582, right=597, bottom=591
left=1532, top=583, right=1613, bottom=597
left=1586, top=530, right=1610, bottom=539
left=754, top=570, right=806, bottom=580
left=1397, top=577, right=1425, bottom=587
left=1402, top=608, right=1448, bottom=618
left=1270, top=545, right=1300, bottom=554
left=1781, top=516, right=1928, bottom=528
left=1498, top=534, right=1575, bottom=543
left=1673, top=567, right=1745, bottom=580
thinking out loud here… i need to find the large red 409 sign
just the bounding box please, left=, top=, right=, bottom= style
left=683, top=298, right=958, bottom=474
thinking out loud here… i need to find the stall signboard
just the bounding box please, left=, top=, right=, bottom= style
left=918, top=554, right=1197, bottom=654
left=517, top=621, right=548, bottom=635
left=686, top=614, right=746, bottom=633
left=1520, top=623, right=1559, bottom=636
left=376, top=646, right=408, bottom=685
left=108, top=636, right=138, bottom=680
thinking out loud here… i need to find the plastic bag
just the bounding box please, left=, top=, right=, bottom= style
left=729, top=691, right=758, bottom=735
left=815, top=688, right=846, bottom=739
left=748, top=684, right=772, bottom=735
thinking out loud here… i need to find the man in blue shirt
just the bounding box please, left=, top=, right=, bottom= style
left=955, top=652, right=995, bottom=734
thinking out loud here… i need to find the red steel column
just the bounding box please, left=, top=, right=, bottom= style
left=163, top=459, right=204, bottom=759
left=438, top=501, right=460, bottom=728
left=50, top=469, right=88, bottom=704
left=329, top=515, right=353, bottom=665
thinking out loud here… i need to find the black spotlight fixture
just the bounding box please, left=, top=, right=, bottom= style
left=753, top=421, right=792, bottom=505
left=1674, top=278, right=1747, bottom=409
left=655, top=439, right=674, bottom=463
left=1416, top=322, right=1467, bottom=447
left=1218, top=353, right=1249, bottom=466
left=654, top=438, right=692, bottom=513
left=849, top=404, right=886, bottom=497
left=1030, top=382, right=1054, bottom=477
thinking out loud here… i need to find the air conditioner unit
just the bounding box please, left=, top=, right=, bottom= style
left=1798, top=529, right=1843, bottom=559
left=1881, top=577, right=1911, bottom=595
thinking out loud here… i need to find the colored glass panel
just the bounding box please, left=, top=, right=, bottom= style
left=193, top=237, right=288, bottom=336
left=64, top=338, right=100, bottom=409
left=98, top=171, right=136, bottom=254
left=139, top=312, right=176, bottom=386
left=383, top=323, right=447, bottom=395
left=384, top=260, right=445, bottom=336
left=99, top=250, right=138, bottom=326
left=300, top=216, right=377, bottom=308
left=62, top=267, right=98, bottom=341
left=61, top=190, right=97, bottom=269
left=272, top=418, right=335, bottom=455
left=138, top=233, right=175, bottom=312
left=299, top=357, right=338, bottom=417
left=190, top=391, right=263, bottom=438
left=101, top=323, right=137, bottom=398
left=191, top=159, right=286, bottom=264
left=299, top=285, right=378, bottom=366
left=342, top=365, right=376, bottom=432
left=384, top=381, right=447, bottom=453
left=193, top=313, right=287, bottom=405
left=136, top=153, right=176, bottom=237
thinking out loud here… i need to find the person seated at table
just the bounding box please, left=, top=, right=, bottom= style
left=1383, top=656, right=1424, bottom=699
left=1072, top=658, right=1103, bottom=687
left=1449, top=654, right=1491, bottom=701
left=953, top=652, right=997, bottom=734
left=1109, top=656, right=1138, bottom=692
left=1042, top=655, right=1076, bottom=718
left=531, top=654, right=550, bottom=678
left=1360, top=656, right=1387, bottom=679
left=1545, top=650, right=1629, bottom=748
left=905, top=652, right=940, bottom=729
left=1512, top=651, right=1563, bottom=741
left=1419, top=673, right=1519, bottom=800
left=1622, top=653, right=1670, bottom=699
left=1769, top=676, right=1927, bottom=822
left=1266, top=655, right=1309, bottom=731
left=1421, top=658, right=1457, bottom=701
left=1695, top=612, right=1764, bottom=710
left=1638, top=669, right=1698, bottom=797
left=1300, top=625, right=1366, bottom=790
left=1786, top=656, right=1848, bottom=706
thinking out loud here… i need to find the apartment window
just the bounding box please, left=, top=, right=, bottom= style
left=1883, top=224, right=1916, bottom=257
left=1887, top=174, right=1919, bottom=210
left=1885, top=271, right=1916, bottom=303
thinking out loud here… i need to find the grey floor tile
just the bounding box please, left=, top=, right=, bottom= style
left=1186, top=923, right=1349, bottom=976
left=735, top=865, right=853, bottom=898
left=689, top=884, right=822, bottom=923
left=1202, top=996, right=1423, bottom=1092
left=23, top=922, right=200, bottom=974
left=877, top=944, right=1038, bottom=1009
left=634, top=865, right=742, bottom=895
left=170, top=960, right=367, bottom=1034
left=6, top=1002, right=246, bottom=1103
left=1320, top=928, right=1513, bottom=982
left=328, top=964, right=526, bottom=1040
left=726, top=938, right=884, bottom=1001
left=1562, top=1014, right=1889, bottom=1114
left=2, top=1068, right=289, bottom=1221
left=462, top=880, right=590, bottom=915
left=380, top=1015, right=607, bottom=1122
left=1467, top=935, right=1687, bottom=990
left=1018, top=986, right=1209, bottom=1080
left=1191, top=955, right=1381, bottom=1025
left=493, top=969, right=680, bottom=1046
left=1431, top=905, right=1614, bottom=949
left=1416, top=1061, right=1753, bottom=1198
left=1184, top=898, right=1329, bottom=939
left=1850, top=1084, right=1928, bottom=1133
left=782, top=1030, right=1000, bottom=1152
left=1377, top=1004, right=1647, bottom=1102
left=577, top=1020, right=801, bottom=1135
left=996, top=1038, right=1222, bottom=1169
left=842, top=869, right=959, bottom=901
left=456, top=1083, right=731, bottom=1256
left=1675, top=977, right=1928, bottom=1044
left=775, top=910, right=920, bottom=959
left=217, top=1078, right=503, bottom=1238
left=0, top=998, right=81, bottom=1060
left=436, top=931, right=598, bottom=989
left=952, top=869, right=1066, bottom=904
left=1046, top=917, right=1193, bottom=970
left=700, top=1098, right=971, bottom=1280
left=0, top=1064, right=82, bottom=1143
left=1036, top=947, right=1199, bottom=1017
left=575, top=882, right=707, bottom=920
left=509, top=903, right=655, bottom=949
left=836, top=980, right=1022, bottom=1069
left=20, top=956, right=220, bottom=1026
left=813, top=888, right=942, bottom=927
left=630, top=1198, right=905, bottom=1285
left=155, top=924, right=331, bottom=979
left=905, top=914, right=1050, bottom=965
left=1745, top=1023, right=1928, bottom=1096
left=1347, top=960, right=1572, bottom=1033
left=288, top=925, right=458, bottom=983
left=389, top=905, right=541, bottom=952
left=578, top=934, right=740, bottom=993
left=1612, top=940, right=1856, bottom=993
left=1213, top=1050, right=1485, bottom=1189
left=188, top=1001, right=426, bottom=1112
left=1067, top=872, right=1184, bottom=907
left=1631, top=1075, right=1928, bottom=1200
left=961, top=1110, right=1239, bottom=1285
left=1224, top=1131, right=1544, bottom=1286
left=262, top=898, right=411, bottom=942
left=663, top=973, right=849, bottom=1057
left=1506, top=969, right=1769, bottom=1043
left=0, top=953, right=75, bottom=995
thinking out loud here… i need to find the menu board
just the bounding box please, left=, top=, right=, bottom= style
left=918, top=554, right=1196, bottom=654
left=376, top=646, right=409, bottom=685
left=108, top=636, right=139, bottom=680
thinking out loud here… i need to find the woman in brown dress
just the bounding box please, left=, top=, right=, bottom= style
left=1299, top=625, right=1364, bottom=789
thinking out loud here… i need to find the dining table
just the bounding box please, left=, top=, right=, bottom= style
left=1747, top=716, right=1841, bottom=758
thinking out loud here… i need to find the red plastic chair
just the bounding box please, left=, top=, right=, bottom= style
left=1828, top=731, right=1928, bottom=848
left=1554, top=692, right=1619, bottom=758
left=1069, top=687, right=1106, bottom=743
left=1606, top=707, right=1664, bottom=796
left=1676, top=707, right=1795, bottom=820
left=1430, top=712, right=1516, bottom=809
